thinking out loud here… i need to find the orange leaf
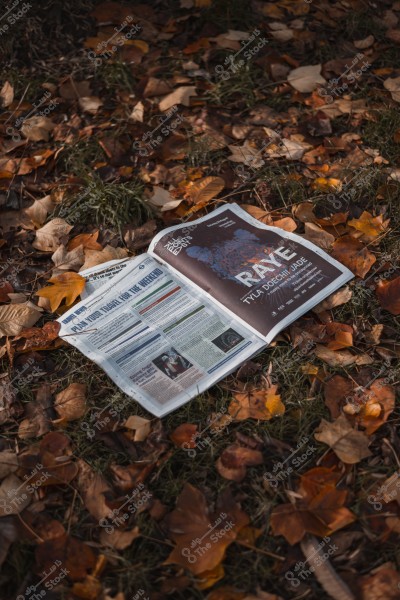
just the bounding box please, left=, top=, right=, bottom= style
left=229, top=385, right=284, bottom=421
left=331, top=235, right=376, bottom=278
left=36, top=272, right=85, bottom=312
left=376, top=276, right=400, bottom=315
left=67, top=231, right=102, bottom=251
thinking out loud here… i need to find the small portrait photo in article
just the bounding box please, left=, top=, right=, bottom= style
left=152, top=348, right=192, bottom=379
left=211, top=328, right=244, bottom=353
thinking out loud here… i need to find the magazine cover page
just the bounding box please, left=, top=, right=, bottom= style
left=150, top=204, right=354, bottom=341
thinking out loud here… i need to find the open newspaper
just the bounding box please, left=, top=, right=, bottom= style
left=58, top=204, right=353, bottom=416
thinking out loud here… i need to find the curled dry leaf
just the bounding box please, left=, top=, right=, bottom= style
left=314, top=415, right=372, bottom=464
left=375, top=276, right=400, bottom=315
left=241, top=204, right=273, bottom=225
left=314, top=345, right=373, bottom=367
left=13, top=321, right=61, bottom=352
left=216, top=444, right=263, bottom=482
left=124, top=415, right=152, bottom=441
left=0, top=303, right=42, bottom=336
left=32, top=218, right=73, bottom=252
left=170, top=423, right=197, bottom=448
left=21, top=116, right=55, bottom=142
left=25, top=195, right=55, bottom=228
left=54, top=383, right=87, bottom=424
left=347, top=211, right=389, bottom=243
left=67, top=231, right=102, bottom=251
left=304, top=222, right=335, bottom=249
left=36, top=272, right=86, bottom=312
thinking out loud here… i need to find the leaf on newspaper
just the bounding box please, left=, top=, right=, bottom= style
left=36, top=272, right=86, bottom=312
left=229, top=385, right=285, bottom=421
left=314, top=415, right=372, bottom=464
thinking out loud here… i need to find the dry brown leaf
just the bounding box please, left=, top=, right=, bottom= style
left=0, top=303, right=41, bottom=336
left=54, top=383, right=87, bottom=424
left=124, top=415, right=152, bottom=441
left=81, top=245, right=128, bottom=271
left=33, top=218, right=73, bottom=252
left=229, top=385, right=285, bottom=421
left=304, top=222, right=335, bottom=249
left=0, top=474, right=31, bottom=516
left=51, top=244, right=85, bottom=272
left=67, top=231, right=102, bottom=251
left=159, top=85, right=197, bottom=111
left=287, top=64, right=326, bottom=92
left=186, top=176, right=225, bottom=205
left=313, top=286, right=352, bottom=313
left=376, top=276, right=400, bottom=315
left=314, top=345, right=373, bottom=367
left=331, top=236, right=376, bottom=278
left=0, top=81, right=14, bottom=107
left=164, top=483, right=249, bottom=575
left=241, top=204, right=273, bottom=225
left=25, top=195, right=55, bottom=228
left=21, top=116, right=55, bottom=142
left=216, top=444, right=263, bottom=482
left=78, top=96, right=103, bottom=114
left=315, top=415, right=372, bottom=464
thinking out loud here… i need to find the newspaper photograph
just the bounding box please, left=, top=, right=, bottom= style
left=58, top=254, right=265, bottom=417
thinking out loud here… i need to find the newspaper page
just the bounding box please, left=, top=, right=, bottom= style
left=149, top=203, right=354, bottom=342
left=58, top=254, right=265, bottom=416
left=80, top=258, right=132, bottom=299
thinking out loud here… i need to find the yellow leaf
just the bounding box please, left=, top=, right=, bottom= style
left=36, top=272, right=86, bottom=312
left=348, top=210, right=388, bottom=242
left=265, top=393, right=285, bottom=417
left=312, top=177, right=342, bottom=192
left=185, top=176, right=225, bottom=205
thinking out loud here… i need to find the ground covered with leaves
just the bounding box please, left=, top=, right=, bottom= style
left=1, top=0, right=400, bottom=599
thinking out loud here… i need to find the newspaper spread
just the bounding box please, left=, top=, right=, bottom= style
left=58, top=204, right=353, bottom=416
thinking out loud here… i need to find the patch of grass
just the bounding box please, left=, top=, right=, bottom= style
left=198, top=0, right=257, bottom=31
left=361, top=108, right=400, bottom=163
left=95, top=59, right=136, bottom=94
left=55, top=174, right=152, bottom=232
left=59, top=138, right=107, bottom=177
left=341, top=10, right=386, bottom=42
left=206, top=62, right=270, bottom=109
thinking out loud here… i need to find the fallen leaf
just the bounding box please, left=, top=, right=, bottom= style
left=313, top=286, right=352, bottom=313
left=314, top=345, right=373, bottom=367
left=170, top=423, right=197, bottom=448
left=270, top=467, right=356, bottom=544
left=331, top=236, right=375, bottom=278
left=0, top=474, right=31, bottom=516
left=186, top=176, right=225, bottom=205
left=78, top=96, right=103, bottom=114
left=348, top=211, right=388, bottom=243
left=67, top=232, right=102, bottom=251
left=13, top=321, right=61, bottom=352
left=159, top=86, right=197, bottom=111
left=21, top=116, right=55, bottom=142
left=314, top=415, right=372, bottom=464
left=149, top=186, right=182, bottom=212
left=36, top=272, right=86, bottom=312
left=287, top=64, right=326, bottom=93
left=51, top=244, right=85, bottom=272
left=25, top=195, right=56, bottom=228
left=81, top=245, right=128, bottom=271
left=376, top=276, right=400, bottom=315
left=229, top=385, right=285, bottom=421
left=164, top=484, right=249, bottom=575
left=0, top=81, right=14, bottom=107
left=0, top=303, right=41, bottom=336
left=33, top=218, right=73, bottom=252
left=304, top=222, right=335, bottom=249
left=216, top=444, right=263, bottom=482
left=384, top=76, right=400, bottom=102
left=54, top=383, right=87, bottom=424
left=124, top=415, right=152, bottom=441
